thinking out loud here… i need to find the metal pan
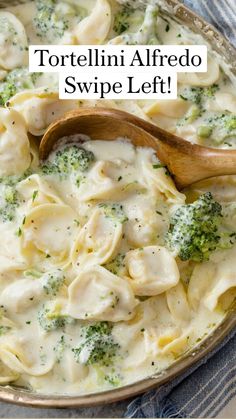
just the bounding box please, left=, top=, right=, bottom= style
left=0, top=0, right=235, bottom=408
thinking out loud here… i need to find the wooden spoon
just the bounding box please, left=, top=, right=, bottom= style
left=40, top=107, right=236, bottom=189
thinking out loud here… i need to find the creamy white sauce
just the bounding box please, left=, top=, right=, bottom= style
left=0, top=0, right=235, bottom=396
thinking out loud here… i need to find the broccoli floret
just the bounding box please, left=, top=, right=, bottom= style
left=179, top=84, right=219, bottom=106
left=113, top=5, right=133, bottom=34
left=0, top=182, right=18, bottom=222
left=180, top=87, right=203, bottom=105
left=226, top=117, right=236, bottom=131
left=200, top=112, right=236, bottom=145
left=104, top=253, right=126, bottom=275
left=0, top=170, right=32, bottom=221
left=43, top=270, right=65, bottom=297
left=0, top=171, right=32, bottom=222
left=72, top=322, right=119, bottom=366
left=38, top=304, right=74, bottom=332
left=166, top=192, right=222, bottom=261
left=6, top=68, right=41, bottom=90
left=0, top=68, right=41, bottom=106
left=114, top=4, right=159, bottom=45
left=0, top=170, right=32, bottom=187
left=0, top=185, right=19, bottom=222
left=113, top=3, right=147, bottom=36
left=205, top=84, right=220, bottom=98
left=206, top=113, right=236, bottom=132
left=34, top=0, right=68, bottom=38
left=178, top=85, right=220, bottom=129
left=0, top=82, right=16, bottom=107
left=34, top=0, right=86, bottom=40
left=99, top=203, right=128, bottom=224
left=41, top=145, right=95, bottom=177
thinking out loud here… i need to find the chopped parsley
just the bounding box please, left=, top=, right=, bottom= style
left=99, top=203, right=128, bottom=224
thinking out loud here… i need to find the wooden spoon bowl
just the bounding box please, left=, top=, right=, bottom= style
left=40, top=107, right=236, bottom=189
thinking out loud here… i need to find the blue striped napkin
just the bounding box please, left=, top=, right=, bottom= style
left=125, top=329, right=236, bottom=418
left=183, top=0, right=236, bottom=46
left=125, top=1, right=236, bottom=417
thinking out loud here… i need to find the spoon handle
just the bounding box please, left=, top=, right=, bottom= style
left=100, top=108, right=236, bottom=189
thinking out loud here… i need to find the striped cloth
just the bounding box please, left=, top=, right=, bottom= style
left=125, top=330, right=236, bottom=418
left=183, top=0, right=236, bottom=46
left=125, top=1, right=236, bottom=417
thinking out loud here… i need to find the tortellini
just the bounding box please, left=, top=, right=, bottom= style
left=188, top=262, right=216, bottom=311
left=76, top=161, right=124, bottom=201
left=53, top=351, right=89, bottom=385
left=74, top=0, right=111, bottom=44
left=166, top=281, right=191, bottom=323
left=0, top=12, right=28, bottom=70
left=118, top=100, right=151, bottom=121
left=0, top=342, right=54, bottom=376
left=188, top=248, right=236, bottom=312
left=0, top=108, right=30, bottom=176
left=0, top=223, right=27, bottom=277
left=112, top=297, right=161, bottom=350
left=144, top=98, right=191, bottom=119
left=72, top=208, right=122, bottom=268
left=67, top=265, right=138, bottom=321
left=156, top=329, right=189, bottom=355
left=206, top=92, right=236, bottom=114
left=0, top=70, right=7, bottom=81
left=125, top=246, right=180, bottom=296
left=17, top=174, right=64, bottom=209
left=21, top=203, right=79, bottom=264
left=178, top=56, right=220, bottom=86
left=9, top=90, right=78, bottom=136
left=0, top=361, right=19, bottom=384
left=0, top=0, right=234, bottom=397
left=0, top=278, right=43, bottom=313
left=124, top=195, right=168, bottom=247
left=113, top=294, right=189, bottom=367
left=137, top=148, right=185, bottom=204
left=76, top=154, right=145, bottom=202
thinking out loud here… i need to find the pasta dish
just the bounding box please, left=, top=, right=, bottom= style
left=0, top=0, right=235, bottom=396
